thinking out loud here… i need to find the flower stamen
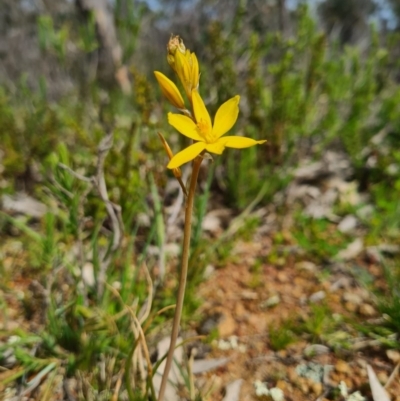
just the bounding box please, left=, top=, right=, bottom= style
left=197, top=119, right=214, bottom=142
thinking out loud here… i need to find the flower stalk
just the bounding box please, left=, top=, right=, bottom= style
left=157, top=156, right=203, bottom=401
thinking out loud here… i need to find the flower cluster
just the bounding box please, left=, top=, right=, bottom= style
left=155, top=36, right=266, bottom=170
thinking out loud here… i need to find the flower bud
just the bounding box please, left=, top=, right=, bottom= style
left=154, top=71, right=185, bottom=110
left=166, top=36, right=199, bottom=102
left=158, top=132, right=182, bottom=179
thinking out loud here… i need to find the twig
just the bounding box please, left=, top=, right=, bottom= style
left=385, top=361, right=400, bottom=390
left=138, top=263, right=154, bottom=324
left=58, top=163, right=93, bottom=183
left=63, top=378, right=77, bottom=401
left=56, top=130, right=123, bottom=300
left=95, top=132, right=124, bottom=297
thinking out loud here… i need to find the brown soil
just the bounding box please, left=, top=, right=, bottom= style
left=194, top=237, right=400, bottom=401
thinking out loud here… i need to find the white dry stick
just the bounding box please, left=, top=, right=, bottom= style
left=58, top=131, right=124, bottom=299
left=367, top=364, right=391, bottom=401
left=95, top=132, right=124, bottom=297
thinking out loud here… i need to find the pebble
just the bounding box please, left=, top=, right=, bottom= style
left=358, top=303, right=376, bottom=317
left=218, top=313, right=237, bottom=337
left=335, top=360, right=351, bottom=374
left=309, top=290, right=326, bottom=303
left=295, top=261, right=318, bottom=273
left=304, top=344, right=330, bottom=357
left=82, top=262, right=95, bottom=287
left=338, top=215, right=358, bottom=233
left=386, top=349, right=400, bottom=363
left=262, top=295, right=281, bottom=308
left=275, top=379, right=287, bottom=391
left=298, top=378, right=310, bottom=394
left=342, top=292, right=363, bottom=305
left=344, top=302, right=358, bottom=313
left=377, top=371, right=389, bottom=383
left=330, top=277, right=352, bottom=291
left=311, top=382, right=323, bottom=395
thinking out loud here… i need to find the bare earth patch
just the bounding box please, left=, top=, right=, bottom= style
left=195, top=237, right=400, bottom=401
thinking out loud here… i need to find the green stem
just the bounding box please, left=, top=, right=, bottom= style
left=157, top=156, right=203, bottom=401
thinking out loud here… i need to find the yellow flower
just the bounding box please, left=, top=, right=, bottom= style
left=154, top=71, right=185, bottom=110
left=167, top=90, right=266, bottom=169
left=166, top=36, right=199, bottom=102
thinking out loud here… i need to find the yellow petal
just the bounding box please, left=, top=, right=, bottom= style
left=222, top=136, right=267, bottom=149
left=212, top=95, right=240, bottom=139
left=167, top=142, right=206, bottom=169
left=205, top=141, right=226, bottom=155
left=154, top=71, right=185, bottom=110
left=192, top=90, right=212, bottom=130
left=168, top=113, right=203, bottom=141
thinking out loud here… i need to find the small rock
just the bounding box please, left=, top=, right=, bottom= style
left=295, top=261, right=318, bottom=272
left=299, top=378, right=311, bottom=394
left=311, top=382, right=323, bottom=395
left=192, top=357, right=230, bottom=374
left=342, top=292, right=363, bottom=305
left=82, top=262, right=95, bottom=287
left=2, top=193, right=47, bottom=219
left=164, top=243, right=180, bottom=257
left=330, top=277, right=352, bottom=291
left=218, top=313, right=237, bottom=337
left=275, top=379, right=287, bottom=391
left=377, top=371, right=389, bottom=383
left=386, top=349, right=400, bottom=363
left=338, top=215, right=358, bottom=233
left=202, top=212, right=222, bottom=234
left=337, top=238, right=363, bottom=261
left=304, top=344, right=330, bottom=357
left=203, top=264, right=215, bottom=279
left=335, top=360, right=351, bottom=374
left=262, top=295, right=281, bottom=308
left=309, top=290, right=326, bottom=303
left=344, top=302, right=358, bottom=312
left=359, top=303, right=376, bottom=317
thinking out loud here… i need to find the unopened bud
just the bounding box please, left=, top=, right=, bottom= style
left=166, top=36, right=200, bottom=101
left=158, top=132, right=182, bottom=179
